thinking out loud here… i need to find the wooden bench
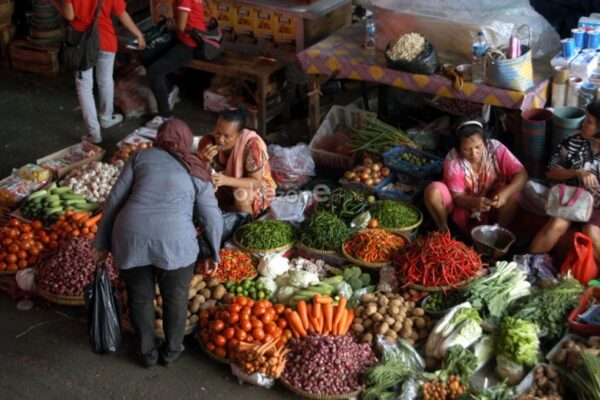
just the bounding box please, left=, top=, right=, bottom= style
left=184, top=50, right=286, bottom=136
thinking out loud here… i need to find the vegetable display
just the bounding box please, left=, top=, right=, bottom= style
left=512, top=277, right=583, bottom=341
left=0, top=218, right=49, bottom=272
left=225, top=278, right=272, bottom=301
left=50, top=210, right=100, bottom=242
left=36, top=237, right=118, bottom=297
left=315, top=187, right=370, bottom=220
left=59, top=161, right=122, bottom=203
left=198, top=297, right=290, bottom=359
left=235, top=221, right=294, bottom=250
left=282, top=334, right=377, bottom=395
left=551, top=336, right=600, bottom=369
left=394, top=232, right=484, bottom=288
left=342, top=157, right=390, bottom=187
left=422, top=376, right=466, bottom=400
left=213, top=248, right=256, bottom=283
left=285, top=295, right=353, bottom=338
left=343, top=229, right=406, bottom=264
left=350, top=116, right=415, bottom=154
left=20, top=183, right=100, bottom=225
left=495, top=317, right=539, bottom=369
left=515, top=364, right=564, bottom=400
left=352, top=292, right=432, bottom=346
left=566, top=353, right=600, bottom=400
left=461, top=261, right=531, bottom=326
left=368, top=200, right=421, bottom=229
left=298, top=211, right=352, bottom=251
left=231, top=337, right=287, bottom=378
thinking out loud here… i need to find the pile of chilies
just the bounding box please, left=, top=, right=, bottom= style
left=393, top=232, right=484, bottom=288
left=343, top=229, right=406, bottom=264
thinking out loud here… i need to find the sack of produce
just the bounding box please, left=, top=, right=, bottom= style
left=385, top=33, right=440, bottom=75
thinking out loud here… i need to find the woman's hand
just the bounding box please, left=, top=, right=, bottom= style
left=211, top=172, right=230, bottom=188
left=136, top=34, right=146, bottom=50
left=200, top=144, right=219, bottom=164
left=92, top=249, right=108, bottom=265
left=576, top=169, right=599, bottom=188
left=491, top=191, right=509, bottom=209
left=198, top=258, right=219, bottom=275
left=478, top=196, right=493, bottom=212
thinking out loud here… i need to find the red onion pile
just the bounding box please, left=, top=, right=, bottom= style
left=36, top=237, right=118, bottom=296
left=282, top=334, right=377, bottom=395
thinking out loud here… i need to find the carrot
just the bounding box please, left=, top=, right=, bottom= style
left=315, top=296, right=333, bottom=305
left=83, top=213, right=102, bottom=228
left=310, top=316, right=321, bottom=334
left=335, top=308, right=348, bottom=336
left=312, top=297, right=322, bottom=320
left=323, top=302, right=333, bottom=334
left=340, top=309, right=355, bottom=336
left=333, top=297, right=347, bottom=328
left=71, top=212, right=89, bottom=222
left=288, top=311, right=307, bottom=337
left=297, top=300, right=310, bottom=330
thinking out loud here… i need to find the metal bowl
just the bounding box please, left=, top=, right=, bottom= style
left=471, top=224, right=516, bottom=259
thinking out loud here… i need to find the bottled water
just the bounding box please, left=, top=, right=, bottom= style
left=364, top=11, right=376, bottom=50
left=472, top=31, right=488, bottom=84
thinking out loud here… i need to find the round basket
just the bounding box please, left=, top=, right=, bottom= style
left=295, top=242, right=338, bottom=256
left=341, top=229, right=409, bottom=269
left=121, top=315, right=196, bottom=339
left=37, top=287, right=85, bottom=306
left=378, top=207, right=423, bottom=239
left=400, top=269, right=484, bottom=292
left=279, top=377, right=362, bottom=400
left=233, top=228, right=294, bottom=254
left=199, top=341, right=230, bottom=365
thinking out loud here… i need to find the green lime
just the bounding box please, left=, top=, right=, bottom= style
left=256, top=282, right=264, bottom=290
left=257, top=290, right=265, bottom=299
left=242, top=279, right=252, bottom=289
left=242, top=290, right=249, bottom=297
left=225, top=281, right=234, bottom=289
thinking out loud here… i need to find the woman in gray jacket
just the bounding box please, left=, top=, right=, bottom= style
left=93, top=119, right=223, bottom=367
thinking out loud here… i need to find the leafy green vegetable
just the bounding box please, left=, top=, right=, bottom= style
left=361, top=360, right=412, bottom=400
left=299, top=211, right=352, bottom=251
left=495, top=317, right=539, bottom=368
left=437, top=345, right=478, bottom=386
left=567, top=353, right=600, bottom=400
left=236, top=220, right=294, bottom=249
left=315, top=187, right=369, bottom=220
left=461, top=261, right=531, bottom=326
left=441, top=307, right=482, bottom=337
left=511, top=277, right=583, bottom=341
left=368, top=200, right=420, bottom=229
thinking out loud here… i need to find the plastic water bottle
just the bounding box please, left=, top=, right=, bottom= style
left=364, top=11, right=376, bottom=50
left=472, top=31, right=488, bottom=84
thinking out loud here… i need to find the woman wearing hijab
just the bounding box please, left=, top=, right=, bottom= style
left=424, top=115, right=528, bottom=234
left=197, top=105, right=276, bottom=218
left=93, top=119, right=223, bottom=368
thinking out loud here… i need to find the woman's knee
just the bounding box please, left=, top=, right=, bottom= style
left=582, top=224, right=600, bottom=239
left=546, top=217, right=571, bottom=235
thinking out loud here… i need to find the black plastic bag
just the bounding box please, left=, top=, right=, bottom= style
left=191, top=18, right=223, bottom=61
left=197, top=212, right=252, bottom=259
left=385, top=41, right=440, bottom=75
left=85, top=264, right=122, bottom=354
left=143, top=19, right=175, bottom=51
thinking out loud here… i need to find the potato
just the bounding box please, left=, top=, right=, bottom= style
left=418, top=329, right=428, bottom=339
left=411, top=307, right=425, bottom=317
left=199, top=299, right=217, bottom=311
left=200, top=288, right=212, bottom=299
left=188, top=288, right=197, bottom=300
left=207, top=277, right=220, bottom=288
left=377, top=306, right=388, bottom=315
left=186, top=310, right=191, bottom=318
left=361, top=293, right=376, bottom=303
left=389, top=299, right=403, bottom=308
left=195, top=280, right=207, bottom=291
left=377, top=322, right=389, bottom=335
left=356, top=306, right=365, bottom=316
left=403, top=318, right=413, bottom=329
left=553, top=349, right=567, bottom=365
left=372, top=312, right=384, bottom=322
left=415, top=317, right=426, bottom=329
left=386, top=330, right=397, bottom=340
left=354, top=317, right=364, bottom=326
left=363, top=319, right=373, bottom=329
left=393, top=321, right=403, bottom=332
left=190, top=275, right=202, bottom=288
left=384, top=334, right=396, bottom=344
left=378, top=296, right=389, bottom=306
left=190, top=295, right=205, bottom=313
left=223, top=292, right=235, bottom=304
left=212, top=285, right=226, bottom=300
left=365, top=304, right=378, bottom=316
left=352, top=323, right=365, bottom=333
left=384, top=316, right=396, bottom=326
left=410, top=331, right=419, bottom=341
left=362, top=333, right=373, bottom=344
left=189, top=315, right=199, bottom=325
left=389, top=306, right=401, bottom=316
left=400, top=326, right=412, bottom=339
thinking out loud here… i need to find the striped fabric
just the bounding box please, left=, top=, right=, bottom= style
left=94, top=148, right=223, bottom=270
left=548, top=133, right=600, bottom=186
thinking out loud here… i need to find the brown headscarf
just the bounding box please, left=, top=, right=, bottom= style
left=155, top=119, right=210, bottom=180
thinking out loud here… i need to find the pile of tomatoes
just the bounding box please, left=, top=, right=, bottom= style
left=0, top=218, right=51, bottom=272
left=199, top=295, right=293, bottom=359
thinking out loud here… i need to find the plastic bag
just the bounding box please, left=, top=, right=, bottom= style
left=385, top=41, right=439, bottom=75
left=513, top=253, right=557, bottom=285
left=85, top=264, right=122, bottom=354
left=197, top=212, right=252, bottom=259
left=561, top=232, right=599, bottom=285
left=520, top=180, right=550, bottom=216
left=258, top=253, right=290, bottom=279
left=495, top=355, right=524, bottom=386
left=376, top=336, right=425, bottom=370
left=230, top=363, right=275, bottom=388
left=268, top=191, right=312, bottom=223
left=370, top=0, right=560, bottom=65
left=15, top=268, right=35, bottom=292
left=268, top=143, right=315, bottom=191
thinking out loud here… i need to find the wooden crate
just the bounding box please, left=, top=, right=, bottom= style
left=0, top=23, right=15, bottom=67
left=9, top=39, right=60, bottom=77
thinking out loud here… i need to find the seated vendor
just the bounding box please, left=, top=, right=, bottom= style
left=424, top=116, right=528, bottom=234
left=529, top=101, right=600, bottom=260
left=197, top=105, right=276, bottom=218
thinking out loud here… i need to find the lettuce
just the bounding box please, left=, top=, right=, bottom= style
left=495, top=317, right=539, bottom=368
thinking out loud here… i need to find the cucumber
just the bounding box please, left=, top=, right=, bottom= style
left=44, top=194, right=60, bottom=202
left=26, top=189, right=47, bottom=201
left=43, top=206, right=64, bottom=215
left=71, top=202, right=100, bottom=211
left=48, top=182, right=58, bottom=191
left=59, top=193, right=86, bottom=201
left=46, top=200, right=62, bottom=208
left=62, top=199, right=87, bottom=206
left=50, top=187, right=71, bottom=195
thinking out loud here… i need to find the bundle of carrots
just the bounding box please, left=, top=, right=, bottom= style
left=50, top=210, right=102, bottom=242
left=285, top=295, right=354, bottom=338
left=231, top=337, right=288, bottom=378
left=343, top=229, right=406, bottom=264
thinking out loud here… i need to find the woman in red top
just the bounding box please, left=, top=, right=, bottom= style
left=141, top=0, right=206, bottom=129
left=50, top=0, right=145, bottom=143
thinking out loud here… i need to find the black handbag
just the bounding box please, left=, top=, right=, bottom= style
left=190, top=18, right=223, bottom=61
left=61, top=0, right=102, bottom=71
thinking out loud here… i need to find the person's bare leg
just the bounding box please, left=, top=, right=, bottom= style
left=496, top=196, right=520, bottom=228
left=529, top=217, right=571, bottom=254
left=424, top=185, right=449, bottom=231
left=582, top=224, right=600, bottom=261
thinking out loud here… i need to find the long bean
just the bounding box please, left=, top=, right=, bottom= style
left=236, top=220, right=294, bottom=249
left=350, top=117, right=416, bottom=154
left=299, top=212, right=352, bottom=251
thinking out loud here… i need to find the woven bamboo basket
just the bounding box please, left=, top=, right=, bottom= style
left=37, top=287, right=85, bottom=305
left=400, top=269, right=485, bottom=292
left=199, top=341, right=230, bottom=365
left=295, top=242, right=338, bottom=256
left=233, top=227, right=294, bottom=254
left=341, top=229, right=409, bottom=269
left=279, top=377, right=362, bottom=400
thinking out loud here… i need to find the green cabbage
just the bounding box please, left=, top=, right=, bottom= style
left=495, top=317, right=539, bottom=368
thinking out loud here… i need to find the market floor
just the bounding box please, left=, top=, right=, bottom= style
left=0, top=67, right=299, bottom=400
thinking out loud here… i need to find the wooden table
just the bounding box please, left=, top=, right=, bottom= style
left=185, top=50, right=286, bottom=136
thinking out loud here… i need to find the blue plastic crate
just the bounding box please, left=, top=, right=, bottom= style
left=382, top=146, right=443, bottom=179
left=375, top=173, right=424, bottom=204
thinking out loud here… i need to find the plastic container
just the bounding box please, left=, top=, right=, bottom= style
left=382, top=146, right=443, bottom=179
left=472, top=31, right=487, bottom=84
left=568, top=287, right=600, bottom=336
left=309, top=105, right=375, bottom=170
left=375, top=173, right=424, bottom=204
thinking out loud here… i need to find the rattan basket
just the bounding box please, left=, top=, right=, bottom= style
left=400, top=269, right=485, bottom=292
left=341, top=229, right=409, bottom=269
left=199, top=341, right=230, bottom=364
left=37, top=287, right=85, bottom=306
left=279, top=377, right=362, bottom=400
left=0, top=269, right=17, bottom=275
left=295, top=242, right=338, bottom=256
left=233, top=228, right=294, bottom=254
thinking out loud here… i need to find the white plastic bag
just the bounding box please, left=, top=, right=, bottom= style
left=230, top=363, right=275, bottom=388
left=268, top=143, right=315, bottom=191
left=268, top=191, right=312, bottom=223
left=258, top=253, right=290, bottom=279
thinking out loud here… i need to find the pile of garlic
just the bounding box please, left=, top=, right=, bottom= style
left=59, top=161, right=123, bottom=203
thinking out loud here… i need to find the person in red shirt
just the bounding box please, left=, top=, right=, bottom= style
left=141, top=0, right=206, bottom=129
left=50, top=0, right=146, bottom=143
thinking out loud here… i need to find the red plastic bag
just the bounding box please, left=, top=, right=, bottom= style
left=561, top=232, right=599, bottom=285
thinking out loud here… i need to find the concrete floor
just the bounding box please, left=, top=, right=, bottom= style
left=0, top=67, right=299, bottom=400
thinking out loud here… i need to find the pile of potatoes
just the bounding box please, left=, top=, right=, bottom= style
left=351, top=292, right=433, bottom=346
left=552, top=336, right=600, bottom=369
left=515, top=365, right=563, bottom=400
left=121, top=275, right=228, bottom=335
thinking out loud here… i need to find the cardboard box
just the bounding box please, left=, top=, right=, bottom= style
left=117, top=133, right=154, bottom=148
left=37, top=143, right=105, bottom=178
left=203, top=89, right=229, bottom=112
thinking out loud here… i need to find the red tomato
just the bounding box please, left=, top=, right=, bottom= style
left=276, top=318, right=288, bottom=329
left=261, top=312, right=273, bottom=324
left=272, top=327, right=282, bottom=338
left=223, top=327, right=235, bottom=340
left=274, top=304, right=285, bottom=314
left=199, top=310, right=210, bottom=320
left=17, top=260, right=27, bottom=269
left=263, top=333, right=274, bottom=343
left=16, top=250, right=28, bottom=260
left=235, top=329, right=247, bottom=341
left=246, top=335, right=254, bottom=343
left=211, top=320, right=225, bottom=333
left=235, top=295, right=248, bottom=306
left=264, top=322, right=277, bottom=335
left=368, top=218, right=379, bottom=229
left=253, top=306, right=266, bottom=316
left=0, top=262, right=6, bottom=271
left=229, top=303, right=242, bottom=313
left=228, top=312, right=240, bottom=325
left=214, top=335, right=227, bottom=347
left=206, top=342, right=216, bottom=352
left=252, top=328, right=265, bottom=341
left=240, top=320, right=252, bottom=332
left=8, top=244, right=19, bottom=254
left=214, top=347, right=227, bottom=358
left=251, top=319, right=263, bottom=329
